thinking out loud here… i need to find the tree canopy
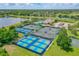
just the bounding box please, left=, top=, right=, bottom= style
left=57, top=28, right=72, bottom=52
left=0, top=27, right=18, bottom=46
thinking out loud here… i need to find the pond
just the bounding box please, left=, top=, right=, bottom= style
left=0, top=17, right=26, bottom=28
left=71, top=37, right=79, bottom=48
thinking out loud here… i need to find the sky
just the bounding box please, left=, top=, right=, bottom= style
left=0, top=3, right=79, bottom=9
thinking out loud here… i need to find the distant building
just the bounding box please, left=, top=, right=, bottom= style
left=54, top=22, right=72, bottom=29
left=43, top=18, right=54, bottom=24
left=34, top=18, right=54, bottom=27
left=42, top=18, right=54, bottom=27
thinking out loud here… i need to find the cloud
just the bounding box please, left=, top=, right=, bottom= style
left=0, top=3, right=79, bottom=9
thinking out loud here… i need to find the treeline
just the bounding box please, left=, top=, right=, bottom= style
left=0, top=9, right=79, bottom=18
left=58, top=14, right=79, bottom=20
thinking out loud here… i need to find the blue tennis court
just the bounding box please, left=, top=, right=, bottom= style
left=16, top=28, right=32, bottom=35
left=16, top=35, right=51, bottom=55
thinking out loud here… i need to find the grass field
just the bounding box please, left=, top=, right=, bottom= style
left=67, top=30, right=79, bottom=39
left=4, top=45, right=38, bottom=56
left=44, top=35, right=79, bottom=56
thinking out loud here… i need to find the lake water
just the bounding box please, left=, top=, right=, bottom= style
left=71, top=37, right=79, bottom=48
left=0, top=17, right=25, bottom=28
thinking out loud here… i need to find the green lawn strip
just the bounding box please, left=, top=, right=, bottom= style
left=67, top=30, right=73, bottom=36
left=76, top=31, right=79, bottom=38
left=77, top=31, right=79, bottom=35
left=74, top=36, right=79, bottom=39
left=11, top=15, right=55, bottom=19
left=44, top=35, right=59, bottom=55
left=44, top=35, right=79, bottom=56
left=67, top=30, right=79, bottom=39
left=9, top=46, right=38, bottom=56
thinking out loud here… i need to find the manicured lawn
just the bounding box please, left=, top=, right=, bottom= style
left=11, top=46, right=38, bottom=56
left=67, top=30, right=79, bottom=39
left=5, top=45, right=38, bottom=56
left=77, top=31, right=79, bottom=35
left=44, top=35, right=79, bottom=56
left=73, top=31, right=79, bottom=39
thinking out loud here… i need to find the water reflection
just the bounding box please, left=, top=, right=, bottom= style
left=0, top=17, right=25, bottom=28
